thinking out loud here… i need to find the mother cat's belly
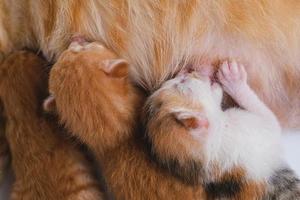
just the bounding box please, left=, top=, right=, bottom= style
left=0, top=0, right=299, bottom=128
left=190, top=34, right=300, bottom=129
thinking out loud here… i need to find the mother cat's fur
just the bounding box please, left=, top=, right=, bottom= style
left=0, top=0, right=300, bottom=128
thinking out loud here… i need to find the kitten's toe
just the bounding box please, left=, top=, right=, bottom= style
left=229, top=60, right=239, bottom=77
left=217, top=70, right=225, bottom=84
left=220, top=61, right=230, bottom=78
left=238, top=63, right=247, bottom=82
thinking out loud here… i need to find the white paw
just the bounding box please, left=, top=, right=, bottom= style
left=217, top=60, right=247, bottom=96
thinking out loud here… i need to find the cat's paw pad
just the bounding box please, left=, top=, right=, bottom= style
left=217, top=60, right=247, bottom=95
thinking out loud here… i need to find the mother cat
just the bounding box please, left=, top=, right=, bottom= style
left=0, top=0, right=300, bottom=128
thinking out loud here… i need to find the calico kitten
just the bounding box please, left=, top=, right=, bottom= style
left=144, top=60, right=300, bottom=199
left=0, top=51, right=103, bottom=200
left=1, top=1, right=300, bottom=128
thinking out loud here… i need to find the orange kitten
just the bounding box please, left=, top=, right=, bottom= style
left=45, top=40, right=208, bottom=199
left=0, top=1, right=300, bottom=128
left=0, top=51, right=103, bottom=200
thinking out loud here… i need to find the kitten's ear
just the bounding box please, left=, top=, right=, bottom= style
left=172, top=108, right=209, bottom=130
left=43, top=95, right=57, bottom=113
left=102, top=59, right=128, bottom=78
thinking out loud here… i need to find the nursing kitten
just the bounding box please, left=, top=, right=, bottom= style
left=0, top=51, right=103, bottom=200
left=1, top=1, right=300, bottom=128
left=144, top=60, right=300, bottom=199
left=44, top=40, right=210, bottom=200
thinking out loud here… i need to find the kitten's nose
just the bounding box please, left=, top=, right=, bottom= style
left=180, top=76, right=187, bottom=83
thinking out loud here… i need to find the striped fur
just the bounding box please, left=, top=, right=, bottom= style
left=0, top=51, right=103, bottom=200
left=0, top=1, right=299, bottom=128
left=48, top=40, right=206, bottom=200
left=46, top=41, right=299, bottom=200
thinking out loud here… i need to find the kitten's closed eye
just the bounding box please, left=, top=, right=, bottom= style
left=171, top=108, right=209, bottom=130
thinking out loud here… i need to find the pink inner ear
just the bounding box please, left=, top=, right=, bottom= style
left=197, top=118, right=209, bottom=129
left=174, top=110, right=209, bottom=130
left=180, top=116, right=209, bottom=130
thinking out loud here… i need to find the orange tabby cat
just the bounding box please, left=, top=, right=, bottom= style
left=45, top=40, right=208, bottom=200
left=0, top=1, right=300, bottom=128
left=0, top=51, right=103, bottom=200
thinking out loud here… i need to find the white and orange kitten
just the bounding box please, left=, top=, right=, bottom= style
left=144, top=61, right=300, bottom=199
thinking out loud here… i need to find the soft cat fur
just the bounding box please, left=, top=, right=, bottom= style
left=0, top=0, right=300, bottom=128
left=46, top=41, right=300, bottom=199
left=0, top=51, right=103, bottom=200
left=144, top=60, right=300, bottom=199
left=45, top=41, right=210, bottom=200
left=0, top=102, right=9, bottom=184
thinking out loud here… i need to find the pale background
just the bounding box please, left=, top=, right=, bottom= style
left=0, top=130, right=299, bottom=199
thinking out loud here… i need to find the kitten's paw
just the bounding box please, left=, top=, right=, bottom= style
left=217, top=60, right=247, bottom=96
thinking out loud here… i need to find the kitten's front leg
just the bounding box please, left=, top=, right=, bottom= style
left=217, top=61, right=279, bottom=125
left=217, top=60, right=247, bottom=98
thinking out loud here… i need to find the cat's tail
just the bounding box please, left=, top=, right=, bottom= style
left=265, top=167, right=300, bottom=200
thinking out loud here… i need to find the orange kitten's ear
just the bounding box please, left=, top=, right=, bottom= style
left=102, top=59, right=128, bottom=78
left=172, top=108, right=209, bottom=130
left=43, top=95, right=57, bottom=113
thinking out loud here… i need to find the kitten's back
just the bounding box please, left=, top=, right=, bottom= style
left=0, top=51, right=104, bottom=200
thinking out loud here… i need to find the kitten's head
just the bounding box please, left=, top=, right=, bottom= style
left=61, top=40, right=129, bottom=78
left=46, top=41, right=142, bottom=136
left=144, top=72, right=223, bottom=185
left=46, top=40, right=132, bottom=112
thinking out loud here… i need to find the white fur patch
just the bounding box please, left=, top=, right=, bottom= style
left=167, top=74, right=284, bottom=182
left=204, top=109, right=283, bottom=181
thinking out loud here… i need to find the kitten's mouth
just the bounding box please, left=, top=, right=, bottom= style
left=178, top=65, right=219, bottom=86
left=210, top=71, right=219, bottom=86
left=180, top=76, right=187, bottom=83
